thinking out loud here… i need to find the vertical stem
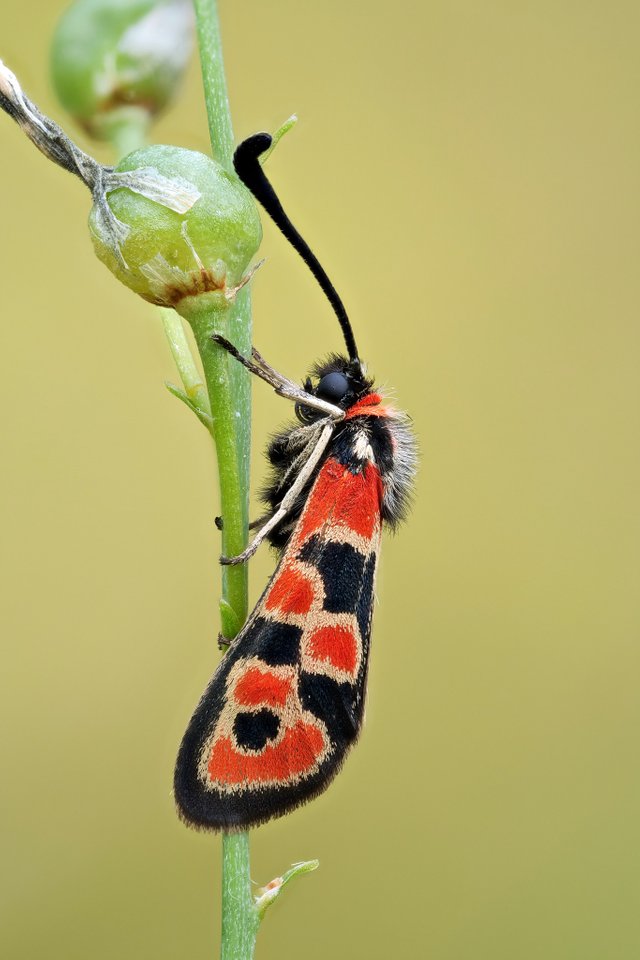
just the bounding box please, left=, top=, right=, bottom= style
left=107, top=8, right=257, bottom=941
left=180, top=296, right=257, bottom=960
left=193, top=0, right=235, bottom=172
left=179, top=294, right=248, bottom=626
left=192, top=0, right=253, bottom=520
left=191, top=0, right=252, bottom=547
left=221, top=834, right=259, bottom=960
left=189, top=4, right=256, bottom=954
left=227, top=286, right=253, bottom=524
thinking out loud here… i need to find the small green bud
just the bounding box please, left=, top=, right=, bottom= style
left=88, top=145, right=262, bottom=310
left=51, top=0, right=194, bottom=139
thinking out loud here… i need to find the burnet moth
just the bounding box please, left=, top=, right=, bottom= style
left=174, top=133, right=417, bottom=831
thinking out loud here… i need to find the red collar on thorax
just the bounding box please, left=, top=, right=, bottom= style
left=344, top=393, right=388, bottom=419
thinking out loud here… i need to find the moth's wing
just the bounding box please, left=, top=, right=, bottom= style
left=174, top=457, right=383, bottom=831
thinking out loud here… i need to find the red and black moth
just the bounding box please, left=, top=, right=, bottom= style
left=174, top=134, right=417, bottom=831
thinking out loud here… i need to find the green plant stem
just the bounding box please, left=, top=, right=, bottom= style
left=178, top=293, right=256, bottom=960
left=108, top=7, right=257, bottom=947
left=190, top=5, right=256, bottom=952
left=221, top=834, right=259, bottom=960
left=191, top=0, right=252, bottom=564
left=226, top=286, right=253, bottom=518
left=193, top=0, right=235, bottom=173
left=177, top=293, right=248, bottom=626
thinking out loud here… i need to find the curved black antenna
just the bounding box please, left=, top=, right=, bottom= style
left=233, top=133, right=360, bottom=363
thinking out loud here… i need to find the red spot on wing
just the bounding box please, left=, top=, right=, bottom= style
left=265, top=564, right=315, bottom=615
left=208, top=722, right=326, bottom=786
left=233, top=668, right=292, bottom=709
left=297, top=458, right=383, bottom=543
left=307, top=625, right=358, bottom=676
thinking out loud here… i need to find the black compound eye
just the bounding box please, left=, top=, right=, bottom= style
left=316, top=371, right=350, bottom=403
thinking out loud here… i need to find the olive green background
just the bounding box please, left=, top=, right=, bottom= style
left=2, top=2, right=639, bottom=957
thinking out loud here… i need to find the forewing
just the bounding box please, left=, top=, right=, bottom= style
left=174, top=456, right=383, bottom=831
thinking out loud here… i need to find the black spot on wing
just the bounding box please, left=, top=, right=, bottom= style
left=244, top=617, right=301, bottom=666
left=298, top=538, right=366, bottom=614
left=233, top=709, right=281, bottom=751
left=298, top=673, right=360, bottom=743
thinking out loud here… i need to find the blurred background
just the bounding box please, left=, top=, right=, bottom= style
left=2, top=1, right=640, bottom=957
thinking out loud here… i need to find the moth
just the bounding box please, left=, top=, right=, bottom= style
left=174, top=134, right=417, bottom=830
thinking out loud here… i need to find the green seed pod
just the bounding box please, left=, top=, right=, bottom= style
left=51, top=0, right=194, bottom=140
left=88, top=145, right=262, bottom=311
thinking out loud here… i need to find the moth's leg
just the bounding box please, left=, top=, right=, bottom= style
left=211, top=334, right=275, bottom=383
left=221, top=422, right=335, bottom=565
left=211, top=334, right=344, bottom=421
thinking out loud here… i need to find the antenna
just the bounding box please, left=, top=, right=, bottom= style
left=233, top=133, right=360, bottom=363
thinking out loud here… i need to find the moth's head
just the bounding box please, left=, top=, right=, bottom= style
left=299, top=354, right=373, bottom=420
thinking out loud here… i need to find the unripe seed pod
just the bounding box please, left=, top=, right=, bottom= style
left=51, top=0, right=194, bottom=140
left=89, top=145, right=262, bottom=309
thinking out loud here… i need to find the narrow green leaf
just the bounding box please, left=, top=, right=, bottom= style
left=255, top=859, right=320, bottom=919
left=261, top=114, right=298, bottom=164
left=165, top=381, right=214, bottom=433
